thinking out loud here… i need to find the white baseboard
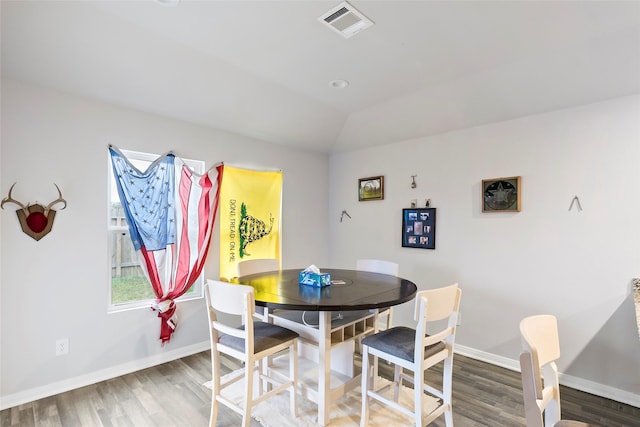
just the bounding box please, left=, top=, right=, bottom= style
left=0, top=341, right=210, bottom=411
left=3, top=341, right=637, bottom=411
left=455, top=344, right=640, bottom=408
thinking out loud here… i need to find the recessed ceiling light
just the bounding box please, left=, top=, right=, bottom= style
left=330, top=79, right=350, bottom=89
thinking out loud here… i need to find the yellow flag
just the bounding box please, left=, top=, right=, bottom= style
left=219, top=165, right=282, bottom=281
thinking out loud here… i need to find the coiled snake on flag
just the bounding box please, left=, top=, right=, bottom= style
left=239, top=203, right=273, bottom=256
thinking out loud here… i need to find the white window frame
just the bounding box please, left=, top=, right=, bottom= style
left=108, top=148, right=205, bottom=312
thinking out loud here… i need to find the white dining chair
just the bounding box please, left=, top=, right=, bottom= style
left=520, top=315, right=593, bottom=427
left=360, top=282, right=461, bottom=427
left=356, top=259, right=399, bottom=331
left=237, top=258, right=279, bottom=321
left=205, top=279, right=298, bottom=427
left=237, top=258, right=279, bottom=277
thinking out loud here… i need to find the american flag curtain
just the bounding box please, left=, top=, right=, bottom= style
left=109, top=146, right=222, bottom=344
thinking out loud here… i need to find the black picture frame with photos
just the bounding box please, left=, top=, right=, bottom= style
left=402, top=208, right=436, bottom=249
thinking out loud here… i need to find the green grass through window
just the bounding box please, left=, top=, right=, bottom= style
left=111, top=277, right=155, bottom=304
left=111, top=276, right=198, bottom=305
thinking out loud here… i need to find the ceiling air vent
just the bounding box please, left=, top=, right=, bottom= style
left=319, top=2, right=373, bottom=39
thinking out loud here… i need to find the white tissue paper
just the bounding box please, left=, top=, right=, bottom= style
left=299, top=265, right=330, bottom=287
left=303, top=264, right=321, bottom=274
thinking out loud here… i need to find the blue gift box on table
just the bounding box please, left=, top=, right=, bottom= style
left=299, top=271, right=331, bottom=288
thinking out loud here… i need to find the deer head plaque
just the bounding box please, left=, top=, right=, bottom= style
left=1, top=183, right=67, bottom=241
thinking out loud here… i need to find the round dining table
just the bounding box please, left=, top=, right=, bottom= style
left=235, top=267, right=417, bottom=311
left=234, top=268, right=417, bottom=426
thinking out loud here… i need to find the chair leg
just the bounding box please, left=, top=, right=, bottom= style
left=209, top=395, right=218, bottom=427
left=209, top=373, right=220, bottom=427
left=242, top=361, right=254, bottom=427
left=414, top=368, right=424, bottom=427
left=372, top=354, right=379, bottom=389
left=545, top=397, right=561, bottom=427
left=386, top=308, right=393, bottom=330
left=289, top=343, right=298, bottom=418
left=445, top=408, right=454, bottom=427
left=443, top=354, right=454, bottom=427
left=360, top=347, right=372, bottom=427
left=210, top=352, right=220, bottom=427
left=393, top=364, right=402, bottom=402
left=259, top=358, right=267, bottom=395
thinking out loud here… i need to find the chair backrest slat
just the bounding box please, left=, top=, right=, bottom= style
left=414, top=283, right=461, bottom=361
left=520, top=314, right=561, bottom=399
left=207, top=279, right=255, bottom=317
left=206, top=280, right=255, bottom=355
left=414, top=283, right=461, bottom=322
left=237, top=258, right=279, bottom=277
left=520, top=315, right=561, bottom=366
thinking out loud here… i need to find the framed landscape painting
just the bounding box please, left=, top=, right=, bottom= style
left=358, top=176, right=384, bottom=201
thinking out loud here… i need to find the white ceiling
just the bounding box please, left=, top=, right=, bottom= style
left=2, top=1, right=639, bottom=154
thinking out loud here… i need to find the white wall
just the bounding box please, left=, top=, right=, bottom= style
left=328, top=95, right=640, bottom=406
left=0, top=79, right=330, bottom=407
left=2, top=79, right=639, bottom=410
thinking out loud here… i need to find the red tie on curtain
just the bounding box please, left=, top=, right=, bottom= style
left=110, top=146, right=223, bottom=344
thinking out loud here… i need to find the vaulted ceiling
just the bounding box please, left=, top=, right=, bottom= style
left=2, top=1, right=639, bottom=153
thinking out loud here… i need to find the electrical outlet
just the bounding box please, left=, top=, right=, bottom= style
left=56, top=338, right=69, bottom=356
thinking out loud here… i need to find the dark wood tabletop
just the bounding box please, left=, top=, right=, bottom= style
left=233, top=268, right=417, bottom=311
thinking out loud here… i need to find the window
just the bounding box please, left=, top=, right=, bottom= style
left=108, top=149, right=205, bottom=311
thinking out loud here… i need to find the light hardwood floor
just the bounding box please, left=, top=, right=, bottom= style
left=1, top=351, right=638, bottom=426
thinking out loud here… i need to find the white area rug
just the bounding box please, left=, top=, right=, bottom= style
left=204, top=370, right=440, bottom=426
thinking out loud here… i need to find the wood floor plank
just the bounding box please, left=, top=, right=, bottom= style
left=2, top=351, right=638, bottom=426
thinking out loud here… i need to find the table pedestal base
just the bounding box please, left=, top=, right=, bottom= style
left=271, top=309, right=376, bottom=426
